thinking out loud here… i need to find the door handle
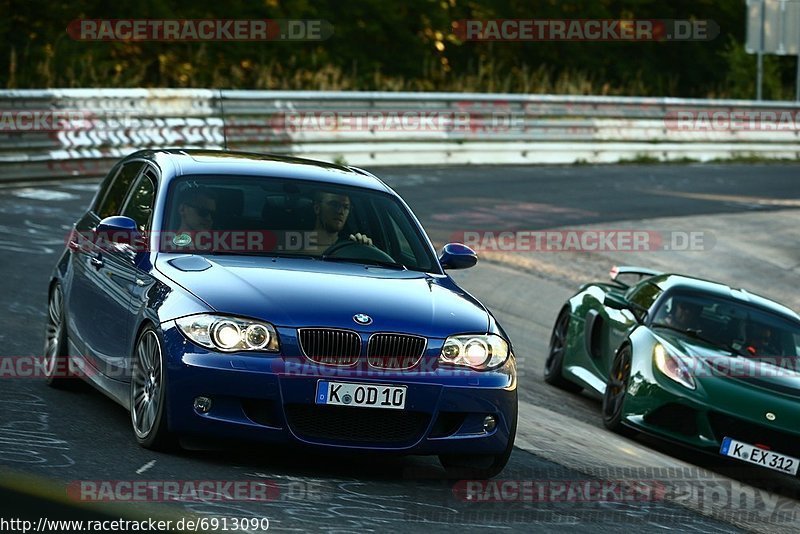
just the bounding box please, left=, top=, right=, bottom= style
left=68, top=240, right=80, bottom=251
left=90, top=255, right=104, bottom=269
left=135, top=279, right=146, bottom=287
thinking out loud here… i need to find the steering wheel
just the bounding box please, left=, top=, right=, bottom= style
left=323, top=239, right=397, bottom=263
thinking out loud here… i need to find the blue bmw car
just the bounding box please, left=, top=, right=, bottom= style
left=44, top=149, right=517, bottom=477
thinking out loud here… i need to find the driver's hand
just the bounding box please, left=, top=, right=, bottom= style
left=349, top=233, right=373, bottom=246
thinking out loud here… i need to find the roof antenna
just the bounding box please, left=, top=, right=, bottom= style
left=219, top=91, right=228, bottom=151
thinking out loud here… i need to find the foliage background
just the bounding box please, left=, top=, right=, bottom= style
left=0, top=0, right=796, bottom=98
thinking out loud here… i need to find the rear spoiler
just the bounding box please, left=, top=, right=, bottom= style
left=609, top=265, right=662, bottom=288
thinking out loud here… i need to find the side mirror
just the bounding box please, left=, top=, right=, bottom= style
left=438, top=243, right=478, bottom=270
left=95, top=216, right=142, bottom=247
left=605, top=292, right=648, bottom=323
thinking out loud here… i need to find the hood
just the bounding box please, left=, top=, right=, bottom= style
left=156, top=254, right=489, bottom=338
left=655, top=329, right=800, bottom=397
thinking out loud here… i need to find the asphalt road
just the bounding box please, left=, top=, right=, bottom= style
left=0, top=163, right=798, bottom=533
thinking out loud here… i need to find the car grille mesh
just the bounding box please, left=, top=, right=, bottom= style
left=285, top=404, right=429, bottom=444
left=298, top=329, right=428, bottom=368
left=367, top=334, right=426, bottom=369
left=298, top=329, right=361, bottom=366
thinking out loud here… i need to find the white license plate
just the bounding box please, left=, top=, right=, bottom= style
left=720, top=437, right=800, bottom=475
left=315, top=381, right=406, bottom=410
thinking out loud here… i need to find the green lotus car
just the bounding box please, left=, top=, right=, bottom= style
left=544, top=266, right=800, bottom=475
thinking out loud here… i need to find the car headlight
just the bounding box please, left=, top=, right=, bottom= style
left=439, top=334, right=509, bottom=370
left=175, top=314, right=280, bottom=353
left=653, top=343, right=695, bottom=390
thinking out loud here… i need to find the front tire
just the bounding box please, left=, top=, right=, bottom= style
left=131, top=327, right=176, bottom=450
left=544, top=310, right=582, bottom=392
left=602, top=345, right=635, bottom=436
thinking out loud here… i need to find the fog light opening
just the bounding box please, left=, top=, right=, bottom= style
left=483, top=415, right=497, bottom=433
left=194, top=396, right=212, bottom=414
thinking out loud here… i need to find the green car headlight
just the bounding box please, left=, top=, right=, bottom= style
left=439, top=334, right=509, bottom=370
left=653, top=343, right=695, bottom=390
left=176, top=314, right=280, bottom=353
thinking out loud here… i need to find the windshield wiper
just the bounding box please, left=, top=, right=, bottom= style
left=651, top=323, right=746, bottom=356
left=321, top=255, right=407, bottom=270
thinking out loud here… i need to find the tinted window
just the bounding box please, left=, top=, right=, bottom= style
left=96, top=162, right=144, bottom=219
left=162, top=175, right=438, bottom=273
left=91, top=164, right=122, bottom=213
left=121, top=171, right=156, bottom=232
left=652, top=293, right=800, bottom=358
left=627, top=282, right=661, bottom=309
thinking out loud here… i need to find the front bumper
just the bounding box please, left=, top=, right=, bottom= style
left=162, top=324, right=517, bottom=455
left=622, top=356, right=800, bottom=460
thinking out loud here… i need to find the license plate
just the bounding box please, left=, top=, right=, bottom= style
left=315, top=381, right=406, bottom=410
left=720, top=437, right=800, bottom=475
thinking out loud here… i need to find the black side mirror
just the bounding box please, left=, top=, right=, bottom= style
left=438, top=243, right=478, bottom=270
left=605, top=292, right=648, bottom=323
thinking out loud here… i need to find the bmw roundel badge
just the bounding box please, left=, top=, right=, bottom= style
left=353, top=313, right=372, bottom=325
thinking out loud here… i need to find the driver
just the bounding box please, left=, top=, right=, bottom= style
left=305, top=191, right=373, bottom=253
left=662, top=298, right=702, bottom=330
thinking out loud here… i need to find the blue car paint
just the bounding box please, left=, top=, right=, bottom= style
left=50, top=150, right=517, bottom=456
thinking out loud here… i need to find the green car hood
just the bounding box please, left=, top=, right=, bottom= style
left=654, top=329, right=800, bottom=397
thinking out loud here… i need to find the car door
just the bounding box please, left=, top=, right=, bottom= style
left=601, top=282, right=662, bottom=376
left=63, top=162, right=119, bottom=357
left=67, top=160, right=145, bottom=372
left=90, top=166, right=158, bottom=379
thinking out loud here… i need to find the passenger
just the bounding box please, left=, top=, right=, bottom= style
left=661, top=298, right=702, bottom=331
left=167, top=186, right=217, bottom=250
left=177, top=187, right=216, bottom=233
left=746, top=324, right=780, bottom=356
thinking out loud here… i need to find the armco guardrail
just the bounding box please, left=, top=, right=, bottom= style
left=1, top=89, right=799, bottom=181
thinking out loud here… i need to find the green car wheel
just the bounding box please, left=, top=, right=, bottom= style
left=602, top=345, right=635, bottom=437
left=544, top=310, right=582, bottom=393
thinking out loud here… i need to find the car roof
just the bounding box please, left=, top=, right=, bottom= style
left=646, top=274, right=799, bottom=320
left=127, top=149, right=391, bottom=193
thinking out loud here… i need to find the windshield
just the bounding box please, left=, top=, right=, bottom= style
left=651, top=293, right=800, bottom=359
left=159, top=175, right=438, bottom=273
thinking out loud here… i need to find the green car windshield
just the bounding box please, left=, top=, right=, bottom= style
left=651, top=293, right=800, bottom=359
